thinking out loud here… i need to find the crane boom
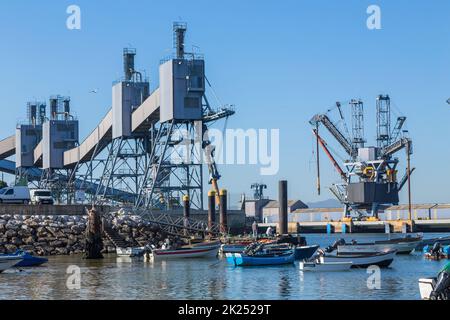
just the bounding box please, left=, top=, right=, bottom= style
left=310, top=114, right=353, bottom=157
left=382, top=137, right=412, bottom=157
left=312, top=129, right=347, bottom=181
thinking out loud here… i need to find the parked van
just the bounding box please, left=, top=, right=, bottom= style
left=0, top=186, right=31, bottom=204
left=30, top=189, right=54, bottom=205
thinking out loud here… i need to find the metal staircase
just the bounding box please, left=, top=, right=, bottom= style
left=133, top=208, right=224, bottom=238
left=103, top=224, right=139, bottom=248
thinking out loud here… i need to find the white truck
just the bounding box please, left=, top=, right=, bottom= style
left=30, top=189, right=54, bottom=205
left=0, top=186, right=31, bottom=204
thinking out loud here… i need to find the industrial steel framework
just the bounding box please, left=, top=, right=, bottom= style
left=376, top=94, right=391, bottom=148
left=311, top=95, right=413, bottom=219
left=350, top=99, right=365, bottom=150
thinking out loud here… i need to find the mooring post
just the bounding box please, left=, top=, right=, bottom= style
left=219, top=189, right=228, bottom=234
left=279, top=180, right=288, bottom=235
left=208, top=190, right=216, bottom=233
left=183, top=195, right=190, bottom=236
left=84, top=207, right=104, bottom=259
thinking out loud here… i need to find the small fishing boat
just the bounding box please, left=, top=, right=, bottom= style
left=416, top=236, right=450, bottom=251
left=220, top=244, right=247, bottom=254
left=294, top=245, right=320, bottom=261
left=151, top=244, right=220, bottom=260
left=337, top=237, right=422, bottom=255
left=299, top=260, right=352, bottom=272
left=0, top=256, right=23, bottom=273
left=0, top=250, right=48, bottom=267
left=116, top=247, right=146, bottom=257
left=321, top=250, right=396, bottom=268
left=419, top=278, right=436, bottom=300
left=423, top=244, right=450, bottom=260
left=225, top=251, right=295, bottom=267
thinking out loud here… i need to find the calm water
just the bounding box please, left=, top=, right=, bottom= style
left=1, top=233, right=449, bottom=300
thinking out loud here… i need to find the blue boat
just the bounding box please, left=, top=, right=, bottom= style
left=294, top=245, right=320, bottom=261
left=0, top=251, right=48, bottom=267
left=225, top=251, right=295, bottom=266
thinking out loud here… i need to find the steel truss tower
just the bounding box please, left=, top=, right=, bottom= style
left=376, top=94, right=391, bottom=148
left=350, top=99, right=365, bottom=151
left=135, top=120, right=204, bottom=210
left=95, top=137, right=149, bottom=205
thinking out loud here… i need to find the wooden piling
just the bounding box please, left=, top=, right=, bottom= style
left=84, top=207, right=103, bottom=259
left=183, top=195, right=190, bottom=236
left=208, top=190, right=216, bottom=232
left=278, top=180, right=288, bottom=235
left=219, top=189, right=228, bottom=234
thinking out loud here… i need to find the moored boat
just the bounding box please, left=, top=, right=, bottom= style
left=337, top=237, right=422, bottom=255
left=0, top=250, right=48, bottom=267
left=116, top=247, right=146, bottom=257
left=294, top=245, right=320, bottom=261
left=225, top=251, right=295, bottom=267
left=416, top=236, right=450, bottom=251
left=220, top=244, right=247, bottom=254
left=0, top=256, right=23, bottom=273
left=299, top=260, right=352, bottom=272
left=151, top=244, right=220, bottom=260
left=419, top=278, right=436, bottom=300
left=321, top=250, right=397, bottom=268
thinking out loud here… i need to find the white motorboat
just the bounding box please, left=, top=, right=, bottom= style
left=116, top=247, right=145, bottom=257
left=418, top=278, right=435, bottom=300
left=299, top=259, right=352, bottom=272
left=337, top=237, right=422, bottom=255
left=321, top=250, right=397, bottom=268
left=151, top=244, right=220, bottom=260
left=0, top=256, right=23, bottom=273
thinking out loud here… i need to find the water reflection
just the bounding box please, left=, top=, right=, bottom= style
left=1, top=233, right=449, bottom=300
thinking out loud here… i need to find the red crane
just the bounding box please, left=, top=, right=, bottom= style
left=312, top=128, right=347, bottom=184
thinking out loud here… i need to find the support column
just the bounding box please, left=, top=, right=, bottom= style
left=219, top=189, right=228, bottom=234
left=279, top=180, right=288, bottom=235
left=84, top=207, right=103, bottom=259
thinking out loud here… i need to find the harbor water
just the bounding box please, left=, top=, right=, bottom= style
left=1, top=233, right=449, bottom=300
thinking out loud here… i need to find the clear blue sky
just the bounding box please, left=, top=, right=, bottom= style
left=0, top=0, right=449, bottom=205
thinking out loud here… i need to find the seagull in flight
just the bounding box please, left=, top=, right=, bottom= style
left=90, top=88, right=99, bottom=94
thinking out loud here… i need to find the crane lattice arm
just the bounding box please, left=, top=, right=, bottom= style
left=310, top=114, right=353, bottom=157
left=390, top=116, right=406, bottom=142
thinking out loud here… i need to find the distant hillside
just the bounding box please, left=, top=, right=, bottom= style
left=306, top=199, right=342, bottom=208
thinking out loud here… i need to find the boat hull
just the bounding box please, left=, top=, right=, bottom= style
left=0, top=251, right=48, bottom=267
left=226, top=252, right=295, bottom=266
left=116, top=247, right=145, bottom=257
left=220, top=244, right=247, bottom=254
left=0, top=257, right=23, bottom=273
left=294, top=245, right=319, bottom=260
left=300, top=261, right=352, bottom=272
left=152, top=245, right=220, bottom=260
left=419, top=278, right=435, bottom=300
left=337, top=241, right=419, bottom=255
left=322, top=251, right=396, bottom=268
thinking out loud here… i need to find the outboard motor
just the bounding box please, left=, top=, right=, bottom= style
left=325, top=239, right=346, bottom=253
left=431, top=242, right=442, bottom=259
left=430, top=264, right=450, bottom=300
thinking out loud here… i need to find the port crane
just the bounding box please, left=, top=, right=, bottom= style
left=310, top=95, right=414, bottom=219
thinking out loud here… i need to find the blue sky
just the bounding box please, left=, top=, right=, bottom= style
left=0, top=1, right=449, bottom=205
